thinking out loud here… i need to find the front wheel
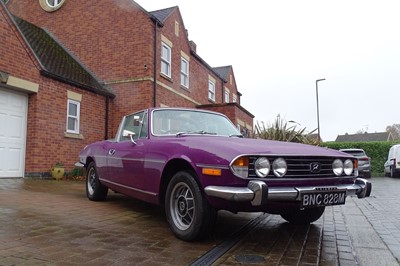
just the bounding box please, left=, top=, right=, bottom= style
left=165, top=171, right=217, bottom=241
left=280, top=207, right=325, bottom=224
left=86, top=161, right=108, bottom=201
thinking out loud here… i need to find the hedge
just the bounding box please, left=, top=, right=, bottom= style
left=321, top=141, right=400, bottom=176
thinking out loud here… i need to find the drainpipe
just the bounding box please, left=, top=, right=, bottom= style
left=150, top=16, right=163, bottom=108
left=105, top=96, right=109, bottom=140
left=222, top=80, right=224, bottom=103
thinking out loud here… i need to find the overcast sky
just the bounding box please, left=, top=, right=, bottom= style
left=136, top=0, right=399, bottom=141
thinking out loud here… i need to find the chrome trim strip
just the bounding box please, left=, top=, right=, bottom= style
left=107, top=157, right=165, bottom=164
left=196, top=164, right=230, bottom=170
left=99, top=178, right=157, bottom=197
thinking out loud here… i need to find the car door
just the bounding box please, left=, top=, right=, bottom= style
left=107, top=111, right=149, bottom=190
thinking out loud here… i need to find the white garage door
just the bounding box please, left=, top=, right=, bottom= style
left=0, top=89, right=27, bottom=178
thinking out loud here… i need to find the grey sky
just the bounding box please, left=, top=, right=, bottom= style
left=136, top=0, right=399, bottom=141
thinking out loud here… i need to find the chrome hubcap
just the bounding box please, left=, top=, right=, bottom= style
left=170, top=182, right=195, bottom=230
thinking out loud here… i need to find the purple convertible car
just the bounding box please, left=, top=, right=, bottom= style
left=78, top=108, right=371, bottom=241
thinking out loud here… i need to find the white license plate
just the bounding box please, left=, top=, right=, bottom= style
left=301, top=191, right=346, bottom=208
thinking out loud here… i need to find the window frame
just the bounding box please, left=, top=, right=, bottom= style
left=66, top=99, right=80, bottom=134
left=208, top=80, right=216, bottom=102
left=224, top=90, right=230, bottom=103
left=161, top=42, right=172, bottom=78
left=180, top=57, right=189, bottom=88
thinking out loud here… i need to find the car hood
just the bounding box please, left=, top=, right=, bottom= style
left=159, top=135, right=348, bottom=159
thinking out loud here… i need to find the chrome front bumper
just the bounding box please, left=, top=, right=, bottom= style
left=204, top=178, right=372, bottom=206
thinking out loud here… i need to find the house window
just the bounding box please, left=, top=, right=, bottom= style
left=232, top=94, right=237, bottom=103
left=224, top=90, right=230, bottom=103
left=208, top=80, right=216, bottom=101
left=67, top=99, right=80, bottom=134
left=181, top=57, right=189, bottom=88
left=161, top=42, right=171, bottom=77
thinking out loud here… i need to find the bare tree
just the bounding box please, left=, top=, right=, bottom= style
left=386, top=124, right=400, bottom=140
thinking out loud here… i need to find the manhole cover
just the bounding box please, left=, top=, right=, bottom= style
left=235, top=254, right=265, bottom=264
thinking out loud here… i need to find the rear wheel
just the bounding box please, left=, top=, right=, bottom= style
left=86, top=161, right=108, bottom=201
left=280, top=207, right=325, bottom=224
left=390, top=167, right=399, bottom=178
left=165, top=171, right=217, bottom=241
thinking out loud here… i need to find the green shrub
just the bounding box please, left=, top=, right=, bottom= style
left=255, top=115, right=317, bottom=144
left=321, top=141, right=400, bottom=176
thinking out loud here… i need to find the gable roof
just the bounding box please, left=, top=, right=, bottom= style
left=213, top=66, right=231, bottom=80
left=335, top=132, right=393, bottom=142
left=10, top=13, right=115, bottom=98
left=149, top=6, right=177, bottom=23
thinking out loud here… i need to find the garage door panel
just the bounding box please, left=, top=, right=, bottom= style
left=9, top=113, right=24, bottom=141
left=0, top=112, right=6, bottom=139
left=8, top=147, right=23, bottom=172
left=0, top=146, right=4, bottom=174
left=0, top=89, right=27, bottom=178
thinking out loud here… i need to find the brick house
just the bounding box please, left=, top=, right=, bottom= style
left=2, top=0, right=254, bottom=178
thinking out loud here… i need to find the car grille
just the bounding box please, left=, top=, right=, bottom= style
left=248, top=156, right=353, bottom=178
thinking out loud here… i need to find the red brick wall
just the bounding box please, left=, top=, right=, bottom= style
left=6, top=0, right=255, bottom=175
left=1, top=5, right=107, bottom=176
left=8, top=0, right=253, bottom=128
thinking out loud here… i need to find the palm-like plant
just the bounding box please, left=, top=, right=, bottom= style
left=254, top=115, right=317, bottom=145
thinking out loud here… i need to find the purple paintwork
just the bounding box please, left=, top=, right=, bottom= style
left=79, top=108, right=371, bottom=221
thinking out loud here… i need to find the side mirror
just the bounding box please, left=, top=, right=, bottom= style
left=122, top=129, right=136, bottom=144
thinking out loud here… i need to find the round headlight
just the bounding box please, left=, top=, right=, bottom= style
left=343, top=159, right=353, bottom=176
left=332, top=159, right=344, bottom=176
left=255, top=157, right=270, bottom=177
left=272, top=158, right=287, bottom=177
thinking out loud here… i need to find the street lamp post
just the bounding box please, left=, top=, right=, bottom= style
left=316, top=78, right=325, bottom=144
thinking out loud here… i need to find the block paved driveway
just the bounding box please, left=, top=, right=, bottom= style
left=0, top=177, right=399, bottom=266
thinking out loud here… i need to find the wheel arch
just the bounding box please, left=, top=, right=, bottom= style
left=159, top=158, right=200, bottom=206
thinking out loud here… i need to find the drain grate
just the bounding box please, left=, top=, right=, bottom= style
left=189, top=213, right=267, bottom=266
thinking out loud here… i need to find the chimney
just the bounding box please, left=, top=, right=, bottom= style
left=189, top=41, right=197, bottom=53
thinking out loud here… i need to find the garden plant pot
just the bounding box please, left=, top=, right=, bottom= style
left=51, top=167, right=65, bottom=180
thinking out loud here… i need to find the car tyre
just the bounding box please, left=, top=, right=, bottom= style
left=165, top=170, right=217, bottom=241
left=363, top=172, right=371, bottom=179
left=280, top=207, right=325, bottom=224
left=86, top=161, right=108, bottom=201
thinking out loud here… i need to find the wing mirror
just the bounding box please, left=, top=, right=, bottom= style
left=123, top=129, right=136, bottom=144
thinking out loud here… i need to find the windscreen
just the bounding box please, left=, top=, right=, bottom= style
left=152, top=109, right=241, bottom=136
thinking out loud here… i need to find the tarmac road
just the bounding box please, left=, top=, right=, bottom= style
left=0, top=177, right=399, bottom=266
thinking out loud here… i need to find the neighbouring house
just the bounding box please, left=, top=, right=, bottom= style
left=335, top=132, right=394, bottom=142
left=1, top=0, right=254, bottom=178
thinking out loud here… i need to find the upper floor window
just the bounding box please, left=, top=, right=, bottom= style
left=232, top=94, right=237, bottom=103
left=67, top=99, right=80, bottom=134
left=224, top=90, right=230, bottom=103
left=161, top=42, right=171, bottom=77
left=208, top=80, right=216, bottom=102
left=181, top=57, right=189, bottom=88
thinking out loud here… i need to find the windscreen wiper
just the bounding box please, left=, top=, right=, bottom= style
left=176, top=131, right=217, bottom=137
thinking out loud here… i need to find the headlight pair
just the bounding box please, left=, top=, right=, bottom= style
left=255, top=157, right=287, bottom=178
left=333, top=159, right=354, bottom=176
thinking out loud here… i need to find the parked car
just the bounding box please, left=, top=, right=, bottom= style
left=78, top=108, right=372, bottom=241
left=339, top=149, right=371, bottom=178
left=384, top=144, right=400, bottom=177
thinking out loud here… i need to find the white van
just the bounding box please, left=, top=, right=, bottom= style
left=384, top=144, right=400, bottom=177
